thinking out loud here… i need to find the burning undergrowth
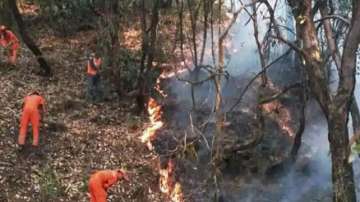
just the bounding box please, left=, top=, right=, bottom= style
left=140, top=97, right=185, bottom=202
left=140, top=42, right=336, bottom=201
left=139, top=64, right=308, bottom=201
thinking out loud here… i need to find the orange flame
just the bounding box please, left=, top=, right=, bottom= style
left=159, top=160, right=184, bottom=202
left=159, top=160, right=174, bottom=193
left=155, top=77, right=168, bottom=98
left=262, top=101, right=294, bottom=137
left=155, top=67, right=190, bottom=98
left=140, top=98, right=184, bottom=201
left=140, top=98, right=164, bottom=150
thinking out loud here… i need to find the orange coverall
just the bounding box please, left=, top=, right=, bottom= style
left=87, top=57, right=102, bottom=76
left=18, top=94, right=45, bottom=146
left=88, top=170, right=126, bottom=202
left=0, top=29, right=20, bottom=64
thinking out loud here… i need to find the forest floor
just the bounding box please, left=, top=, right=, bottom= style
left=0, top=27, right=166, bottom=201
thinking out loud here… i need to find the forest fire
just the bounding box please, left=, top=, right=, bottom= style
left=155, top=77, right=168, bottom=98
left=140, top=98, right=164, bottom=150
left=140, top=97, right=184, bottom=201
left=261, top=101, right=294, bottom=137
left=159, top=160, right=184, bottom=202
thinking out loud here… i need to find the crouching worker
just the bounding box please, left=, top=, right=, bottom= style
left=18, top=91, right=45, bottom=148
left=0, top=25, right=20, bottom=65
left=86, top=53, right=102, bottom=102
left=88, top=169, right=129, bottom=202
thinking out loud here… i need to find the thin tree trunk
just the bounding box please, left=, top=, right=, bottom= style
left=199, top=0, right=209, bottom=65
left=8, top=0, right=51, bottom=76
left=290, top=91, right=306, bottom=160
left=187, top=0, right=199, bottom=68
left=252, top=0, right=267, bottom=86
left=136, top=0, right=148, bottom=113
left=328, top=107, right=356, bottom=202
left=320, top=3, right=360, bottom=138
left=136, top=0, right=160, bottom=113
left=329, top=1, right=360, bottom=201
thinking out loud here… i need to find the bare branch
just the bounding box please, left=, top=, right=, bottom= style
left=227, top=48, right=292, bottom=112
left=258, top=83, right=303, bottom=104
left=314, top=15, right=351, bottom=26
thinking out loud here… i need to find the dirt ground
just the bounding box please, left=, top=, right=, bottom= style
left=0, top=28, right=166, bottom=202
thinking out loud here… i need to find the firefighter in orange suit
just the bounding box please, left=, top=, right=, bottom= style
left=0, top=25, right=20, bottom=65
left=18, top=91, right=45, bottom=147
left=86, top=52, right=102, bottom=102
left=88, top=169, right=129, bottom=202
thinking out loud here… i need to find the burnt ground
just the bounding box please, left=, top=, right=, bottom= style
left=157, top=67, right=333, bottom=201
left=0, top=29, right=166, bottom=201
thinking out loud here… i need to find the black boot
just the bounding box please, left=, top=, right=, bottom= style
left=17, top=144, right=26, bottom=153
left=32, top=146, right=44, bottom=158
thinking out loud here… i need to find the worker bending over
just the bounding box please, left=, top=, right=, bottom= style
left=88, top=169, right=129, bottom=202
left=0, top=25, right=20, bottom=65
left=18, top=91, right=45, bottom=148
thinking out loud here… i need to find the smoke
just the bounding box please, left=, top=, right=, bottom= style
left=161, top=1, right=360, bottom=201
left=278, top=100, right=332, bottom=202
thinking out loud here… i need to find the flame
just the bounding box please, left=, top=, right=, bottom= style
left=139, top=60, right=186, bottom=201
left=140, top=98, right=164, bottom=150
left=159, top=160, right=174, bottom=193
left=262, top=101, right=294, bottom=137
left=155, top=77, right=168, bottom=97
left=140, top=98, right=184, bottom=201
left=155, top=67, right=190, bottom=98
left=171, top=183, right=184, bottom=202
left=159, top=68, right=189, bottom=79
left=159, top=160, right=184, bottom=202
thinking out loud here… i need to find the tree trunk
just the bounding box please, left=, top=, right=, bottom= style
left=213, top=0, right=224, bottom=164
left=290, top=91, right=306, bottom=160
left=136, top=0, right=160, bottom=113
left=136, top=0, right=148, bottom=113
left=328, top=105, right=356, bottom=202
left=286, top=0, right=360, bottom=201
left=252, top=0, right=267, bottom=86
left=8, top=0, right=51, bottom=76
left=328, top=1, right=360, bottom=200
left=320, top=3, right=360, bottom=137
